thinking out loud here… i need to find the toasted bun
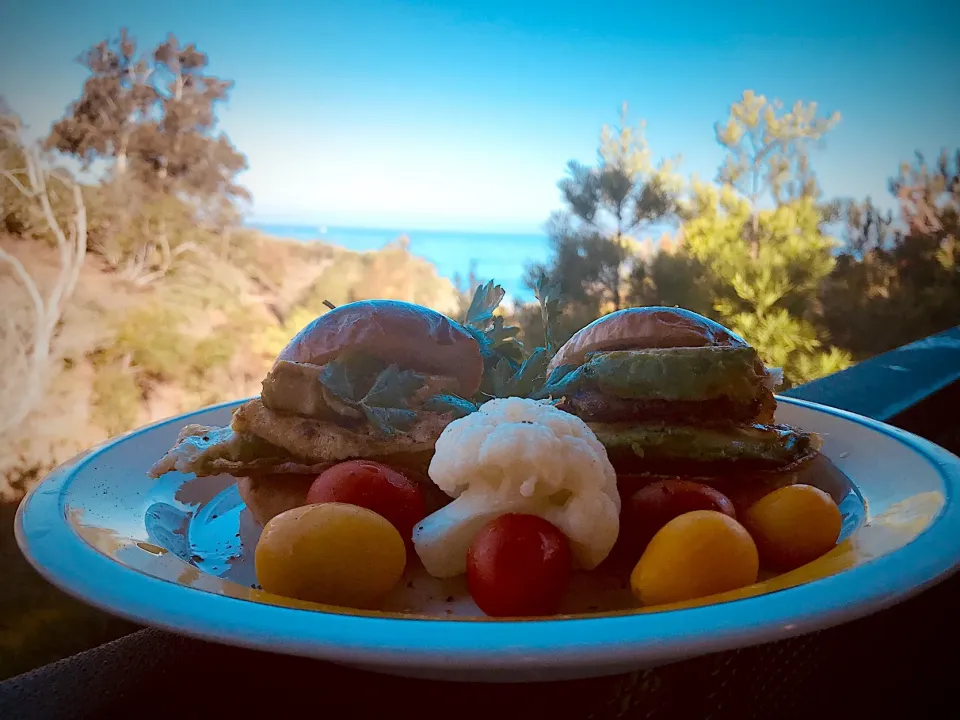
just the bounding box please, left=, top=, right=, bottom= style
left=277, top=300, right=483, bottom=396
left=237, top=474, right=316, bottom=526
left=548, top=307, right=747, bottom=372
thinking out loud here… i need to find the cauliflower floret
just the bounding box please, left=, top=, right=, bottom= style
left=412, top=397, right=620, bottom=578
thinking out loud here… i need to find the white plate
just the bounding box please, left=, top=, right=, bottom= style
left=15, top=396, right=960, bottom=682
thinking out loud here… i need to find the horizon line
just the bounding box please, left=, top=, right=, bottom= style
left=246, top=219, right=551, bottom=238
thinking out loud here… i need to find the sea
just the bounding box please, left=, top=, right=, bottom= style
left=249, top=223, right=551, bottom=303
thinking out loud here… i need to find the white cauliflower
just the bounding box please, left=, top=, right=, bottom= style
left=412, top=397, right=620, bottom=578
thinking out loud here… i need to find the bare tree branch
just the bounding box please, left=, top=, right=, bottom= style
left=0, top=129, right=88, bottom=437
left=0, top=168, right=32, bottom=197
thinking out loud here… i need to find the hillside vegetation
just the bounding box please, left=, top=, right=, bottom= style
left=0, top=228, right=459, bottom=500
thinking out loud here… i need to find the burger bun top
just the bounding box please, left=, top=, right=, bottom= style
left=548, top=306, right=748, bottom=372
left=277, top=299, right=484, bottom=396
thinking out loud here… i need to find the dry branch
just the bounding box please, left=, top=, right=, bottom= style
left=0, top=121, right=87, bottom=437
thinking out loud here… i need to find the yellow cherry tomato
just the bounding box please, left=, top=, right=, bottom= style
left=630, top=510, right=759, bottom=607
left=741, top=484, right=842, bottom=572
left=255, top=502, right=406, bottom=609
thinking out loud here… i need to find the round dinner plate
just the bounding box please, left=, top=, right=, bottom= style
left=15, top=396, right=960, bottom=682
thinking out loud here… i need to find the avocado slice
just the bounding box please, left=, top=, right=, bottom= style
left=590, top=420, right=820, bottom=475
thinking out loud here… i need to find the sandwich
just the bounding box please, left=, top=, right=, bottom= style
left=532, top=307, right=820, bottom=476
left=147, top=299, right=484, bottom=524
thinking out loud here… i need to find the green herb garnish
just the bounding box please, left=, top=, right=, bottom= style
left=463, top=280, right=525, bottom=371
left=486, top=347, right=552, bottom=399
left=319, top=355, right=428, bottom=435
left=422, top=393, right=479, bottom=418
left=534, top=272, right=564, bottom=357
left=529, top=362, right=584, bottom=400
left=459, top=274, right=569, bottom=401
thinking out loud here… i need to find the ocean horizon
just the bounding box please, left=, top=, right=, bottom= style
left=249, top=222, right=552, bottom=303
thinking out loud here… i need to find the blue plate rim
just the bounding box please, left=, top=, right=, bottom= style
left=14, top=396, right=960, bottom=671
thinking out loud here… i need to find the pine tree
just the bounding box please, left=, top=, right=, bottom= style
left=822, top=150, right=960, bottom=357
left=525, top=103, right=680, bottom=340
left=676, top=91, right=851, bottom=385
left=46, top=29, right=248, bottom=284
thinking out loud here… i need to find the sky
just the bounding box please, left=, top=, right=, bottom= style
left=2, top=0, right=959, bottom=233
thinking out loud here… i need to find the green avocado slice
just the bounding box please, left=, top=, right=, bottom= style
left=536, top=346, right=769, bottom=405
left=590, top=420, right=820, bottom=474
left=586, top=347, right=766, bottom=403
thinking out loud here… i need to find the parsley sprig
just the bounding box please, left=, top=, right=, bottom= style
left=315, top=275, right=569, bottom=435
left=318, top=352, right=481, bottom=435
left=535, top=272, right=564, bottom=357
left=460, top=272, right=568, bottom=402
left=462, top=280, right=526, bottom=368
left=319, top=354, right=428, bottom=435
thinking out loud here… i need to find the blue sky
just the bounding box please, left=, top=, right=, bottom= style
left=2, top=0, right=959, bottom=233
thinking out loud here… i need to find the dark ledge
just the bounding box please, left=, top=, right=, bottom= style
left=783, top=325, right=960, bottom=422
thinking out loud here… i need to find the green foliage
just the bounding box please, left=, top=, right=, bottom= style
left=90, top=364, right=141, bottom=437
left=255, top=306, right=318, bottom=360
left=458, top=278, right=549, bottom=401
left=675, top=187, right=852, bottom=385
left=627, top=241, right=713, bottom=314
left=715, top=90, right=840, bottom=206
left=297, top=238, right=457, bottom=312
left=462, top=280, right=525, bottom=379
left=44, top=29, right=248, bottom=282
left=89, top=302, right=238, bottom=434
left=319, top=356, right=427, bottom=435
left=534, top=272, right=564, bottom=356
left=48, top=29, right=248, bottom=203
left=454, top=273, right=566, bottom=402
left=663, top=93, right=853, bottom=385
left=526, top=93, right=855, bottom=387
left=822, top=151, right=960, bottom=357
left=530, top=104, right=682, bottom=317
left=0, top=117, right=37, bottom=236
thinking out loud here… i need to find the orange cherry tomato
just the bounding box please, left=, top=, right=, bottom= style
left=631, top=510, right=759, bottom=607
left=741, top=484, right=842, bottom=571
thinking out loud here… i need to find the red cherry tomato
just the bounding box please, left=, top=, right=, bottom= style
left=306, top=460, right=427, bottom=544
left=616, top=479, right=736, bottom=561
left=466, top=513, right=572, bottom=617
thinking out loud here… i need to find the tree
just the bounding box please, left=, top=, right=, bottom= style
left=821, top=151, right=960, bottom=357
left=0, top=112, right=88, bottom=437
left=715, top=90, right=840, bottom=258
left=626, top=231, right=714, bottom=314
left=132, top=34, right=249, bottom=205
left=47, top=30, right=248, bottom=285
left=46, top=28, right=156, bottom=177
left=676, top=92, right=850, bottom=384
left=526, top=104, right=680, bottom=336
